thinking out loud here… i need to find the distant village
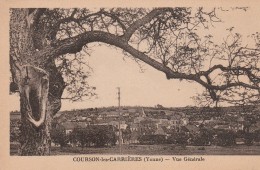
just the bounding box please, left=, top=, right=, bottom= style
left=10, top=105, right=260, bottom=147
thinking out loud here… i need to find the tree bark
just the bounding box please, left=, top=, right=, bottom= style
left=10, top=9, right=65, bottom=156
left=18, top=61, right=65, bottom=156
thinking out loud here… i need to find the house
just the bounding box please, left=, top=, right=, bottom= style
left=122, top=112, right=130, bottom=117
left=75, top=115, right=87, bottom=121
left=249, top=121, right=260, bottom=133
left=62, top=122, right=87, bottom=135
left=181, top=117, right=189, bottom=126
left=213, top=124, right=232, bottom=131
left=204, top=117, right=214, bottom=124
left=62, top=122, right=75, bottom=134
left=169, top=114, right=182, bottom=128
left=237, top=117, right=244, bottom=123
left=134, top=116, right=145, bottom=123
left=109, top=120, right=127, bottom=130
left=128, top=108, right=136, bottom=113
left=181, top=124, right=200, bottom=134
left=95, top=120, right=109, bottom=125
left=155, top=126, right=167, bottom=135
left=158, top=118, right=169, bottom=124
left=140, top=119, right=156, bottom=127
left=171, top=114, right=182, bottom=120
left=154, top=119, right=172, bottom=129
left=193, top=120, right=204, bottom=125
left=171, top=119, right=181, bottom=128
left=107, top=111, right=120, bottom=118
left=154, top=125, right=173, bottom=139
left=164, top=110, right=174, bottom=116
left=130, top=123, right=139, bottom=131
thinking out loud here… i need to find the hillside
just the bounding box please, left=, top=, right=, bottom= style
left=11, top=105, right=260, bottom=122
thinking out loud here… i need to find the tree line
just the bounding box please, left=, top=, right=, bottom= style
left=50, top=125, right=117, bottom=148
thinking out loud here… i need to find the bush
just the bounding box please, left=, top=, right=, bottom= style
left=192, top=129, right=213, bottom=146
left=166, top=132, right=189, bottom=147
left=175, top=132, right=189, bottom=146
left=215, top=131, right=236, bottom=146
left=253, top=130, right=260, bottom=142
left=166, top=135, right=177, bottom=144
left=69, top=125, right=116, bottom=148
left=244, top=133, right=254, bottom=146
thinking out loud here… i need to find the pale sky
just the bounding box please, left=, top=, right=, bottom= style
left=9, top=7, right=260, bottom=111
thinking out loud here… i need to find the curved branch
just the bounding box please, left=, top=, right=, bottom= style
left=36, top=31, right=259, bottom=93
left=198, top=64, right=260, bottom=86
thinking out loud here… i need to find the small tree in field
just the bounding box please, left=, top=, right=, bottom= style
left=192, top=128, right=214, bottom=146
left=122, top=125, right=132, bottom=144
left=70, top=127, right=87, bottom=149
left=10, top=8, right=259, bottom=155
left=90, top=125, right=116, bottom=147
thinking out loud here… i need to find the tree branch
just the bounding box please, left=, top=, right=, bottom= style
left=101, top=10, right=127, bottom=31
left=36, top=31, right=259, bottom=93
left=121, top=8, right=169, bottom=41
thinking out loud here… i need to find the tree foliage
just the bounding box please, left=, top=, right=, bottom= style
left=10, top=8, right=260, bottom=104
left=70, top=125, right=116, bottom=147
left=215, top=131, right=236, bottom=146
left=192, top=128, right=213, bottom=146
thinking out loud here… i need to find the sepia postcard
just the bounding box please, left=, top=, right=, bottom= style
left=0, top=0, right=260, bottom=170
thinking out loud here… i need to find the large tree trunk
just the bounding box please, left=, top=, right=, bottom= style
left=18, top=62, right=65, bottom=155
left=18, top=63, right=65, bottom=155
left=10, top=9, right=65, bottom=156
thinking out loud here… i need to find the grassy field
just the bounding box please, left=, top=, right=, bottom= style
left=10, top=143, right=260, bottom=155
